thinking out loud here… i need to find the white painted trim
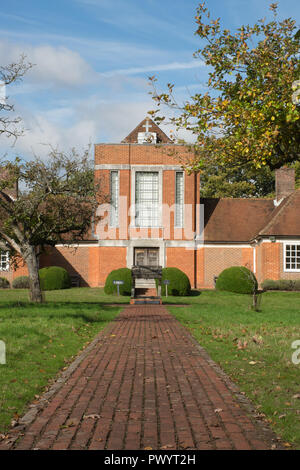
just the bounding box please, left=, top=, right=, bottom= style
left=259, top=238, right=300, bottom=244
left=95, top=164, right=183, bottom=171
left=201, top=244, right=252, bottom=248
left=109, top=169, right=119, bottom=228
left=174, top=170, right=184, bottom=228
left=131, top=168, right=163, bottom=228
left=283, top=241, right=300, bottom=273
left=55, top=244, right=100, bottom=247
left=166, top=240, right=196, bottom=248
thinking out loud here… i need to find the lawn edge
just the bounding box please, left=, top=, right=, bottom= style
left=167, top=306, right=287, bottom=451
left=0, top=312, right=121, bottom=448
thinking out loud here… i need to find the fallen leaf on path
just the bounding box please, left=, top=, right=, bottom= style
left=83, top=414, right=100, bottom=420
left=214, top=408, right=223, bottom=413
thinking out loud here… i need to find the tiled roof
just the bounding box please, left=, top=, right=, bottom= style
left=202, top=198, right=275, bottom=242
left=258, top=189, right=300, bottom=237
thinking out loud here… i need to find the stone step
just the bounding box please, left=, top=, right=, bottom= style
left=130, top=297, right=162, bottom=305
left=135, top=288, right=157, bottom=297
left=135, top=278, right=156, bottom=288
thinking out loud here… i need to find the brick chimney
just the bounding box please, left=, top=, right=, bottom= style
left=275, top=167, right=295, bottom=201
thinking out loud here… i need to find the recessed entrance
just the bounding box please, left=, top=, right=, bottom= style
left=134, top=248, right=159, bottom=267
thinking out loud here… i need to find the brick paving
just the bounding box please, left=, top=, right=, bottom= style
left=0, top=305, right=281, bottom=450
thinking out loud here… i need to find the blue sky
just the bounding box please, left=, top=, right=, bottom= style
left=0, top=0, right=299, bottom=159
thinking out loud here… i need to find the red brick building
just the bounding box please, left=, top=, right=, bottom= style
left=2, top=118, right=300, bottom=288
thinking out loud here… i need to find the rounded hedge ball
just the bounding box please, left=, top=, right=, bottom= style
left=159, top=267, right=191, bottom=296
left=216, top=266, right=257, bottom=294
left=104, top=268, right=132, bottom=296
left=39, top=266, right=71, bottom=291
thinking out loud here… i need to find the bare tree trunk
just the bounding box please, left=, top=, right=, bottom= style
left=25, top=245, right=43, bottom=303
left=252, top=290, right=258, bottom=311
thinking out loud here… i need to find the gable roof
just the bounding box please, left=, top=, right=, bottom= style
left=259, top=189, right=300, bottom=237
left=202, top=189, right=300, bottom=242
left=121, top=117, right=172, bottom=144
left=202, top=198, right=275, bottom=242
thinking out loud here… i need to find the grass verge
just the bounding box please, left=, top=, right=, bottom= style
left=0, top=288, right=125, bottom=433
left=167, top=290, right=300, bottom=449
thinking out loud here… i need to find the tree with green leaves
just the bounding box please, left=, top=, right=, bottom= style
left=0, top=150, right=102, bottom=303
left=149, top=2, right=299, bottom=179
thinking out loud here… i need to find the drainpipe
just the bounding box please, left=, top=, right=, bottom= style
left=194, top=172, right=198, bottom=289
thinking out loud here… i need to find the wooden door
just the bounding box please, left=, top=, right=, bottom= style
left=134, top=248, right=159, bottom=266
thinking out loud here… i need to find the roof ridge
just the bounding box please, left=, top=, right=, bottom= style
left=258, top=190, right=297, bottom=236
left=121, top=117, right=171, bottom=144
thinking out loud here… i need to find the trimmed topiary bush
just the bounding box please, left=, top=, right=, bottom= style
left=12, top=276, right=30, bottom=289
left=0, top=277, right=10, bottom=289
left=39, top=266, right=71, bottom=291
left=104, top=268, right=132, bottom=296
left=216, top=266, right=258, bottom=294
left=158, top=267, right=191, bottom=296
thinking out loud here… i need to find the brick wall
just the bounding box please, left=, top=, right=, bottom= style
left=40, top=246, right=90, bottom=286
left=202, top=247, right=243, bottom=288
left=98, top=247, right=127, bottom=286
left=166, top=247, right=196, bottom=287
left=95, top=144, right=192, bottom=166
left=260, top=242, right=280, bottom=281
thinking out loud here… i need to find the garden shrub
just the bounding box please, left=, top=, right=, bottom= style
left=278, top=279, right=294, bottom=291
left=0, top=277, right=10, bottom=289
left=158, top=267, right=191, bottom=296
left=12, top=276, right=30, bottom=289
left=261, top=279, right=279, bottom=291
left=216, top=266, right=257, bottom=294
left=262, top=279, right=300, bottom=291
left=293, top=280, right=300, bottom=291
left=104, top=268, right=132, bottom=296
left=39, top=266, right=71, bottom=291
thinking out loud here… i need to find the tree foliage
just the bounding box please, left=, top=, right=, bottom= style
left=0, top=55, right=33, bottom=141
left=0, top=150, right=103, bottom=302
left=149, top=2, right=300, bottom=174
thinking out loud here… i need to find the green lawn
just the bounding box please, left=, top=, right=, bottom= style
left=0, top=288, right=299, bottom=449
left=0, top=288, right=125, bottom=433
left=166, top=290, right=300, bottom=449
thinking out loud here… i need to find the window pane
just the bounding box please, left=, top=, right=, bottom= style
left=0, top=251, right=9, bottom=271
left=110, top=171, right=119, bottom=226
left=285, top=244, right=300, bottom=270
left=175, top=172, right=184, bottom=227
left=135, top=172, right=159, bottom=227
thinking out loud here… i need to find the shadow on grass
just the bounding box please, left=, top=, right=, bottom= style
left=0, top=301, right=124, bottom=324
left=190, top=290, right=202, bottom=297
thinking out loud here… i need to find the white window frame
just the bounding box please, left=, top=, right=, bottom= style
left=175, top=171, right=184, bottom=228
left=134, top=171, right=160, bottom=228
left=0, top=251, right=10, bottom=271
left=109, top=170, right=119, bottom=227
left=284, top=242, right=300, bottom=272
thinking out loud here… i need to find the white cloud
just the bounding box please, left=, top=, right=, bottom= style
left=100, top=60, right=205, bottom=77
left=0, top=40, right=96, bottom=88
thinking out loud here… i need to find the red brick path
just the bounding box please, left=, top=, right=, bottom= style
left=0, top=305, right=280, bottom=450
